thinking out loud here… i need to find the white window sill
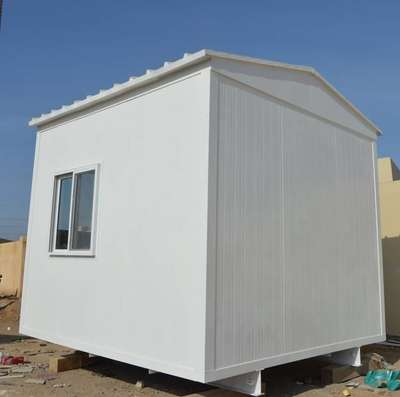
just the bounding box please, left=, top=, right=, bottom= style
left=49, top=251, right=95, bottom=258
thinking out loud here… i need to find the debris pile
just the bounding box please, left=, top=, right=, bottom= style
left=0, top=352, right=49, bottom=385
left=361, top=352, right=392, bottom=374
left=0, top=354, right=25, bottom=365
left=365, top=370, right=400, bottom=391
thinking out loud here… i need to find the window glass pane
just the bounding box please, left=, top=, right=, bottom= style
left=55, top=175, right=72, bottom=250
left=71, top=170, right=95, bottom=250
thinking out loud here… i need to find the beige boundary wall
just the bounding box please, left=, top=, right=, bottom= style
left=0, top=236, right=26, bottom=297
left=378, top=158, right=400, bottom=336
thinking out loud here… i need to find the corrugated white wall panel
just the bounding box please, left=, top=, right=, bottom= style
left=283, top=109, right=381, bottom=351
left=214, top=76, right=284, bottom=368
left=283, top=109, right=339, bottom=350
left=333, top=130, right=382, bottom=336
left=210, top=73, right=383, bottom=376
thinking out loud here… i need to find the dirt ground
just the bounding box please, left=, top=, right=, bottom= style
left=0, top=298, right=399, bottom=397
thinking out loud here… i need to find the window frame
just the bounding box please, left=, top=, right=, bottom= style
left=49, top=164, right=99, bottom=257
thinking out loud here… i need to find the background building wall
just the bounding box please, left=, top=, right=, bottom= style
left=0, top=236, right=26, bottom=297
left=378, top=157, right=400, bottom=336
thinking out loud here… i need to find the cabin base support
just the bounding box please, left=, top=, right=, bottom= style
left=326, top=347, right=361, bottom=367
left=48, top=351, right=99, bottom=373
left=210, top=370, right=264, bottom=396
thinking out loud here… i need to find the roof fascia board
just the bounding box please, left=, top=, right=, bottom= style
left=29, top=50, right=211, bottom=128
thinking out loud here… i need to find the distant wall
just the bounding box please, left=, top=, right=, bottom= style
left=378, top=158, right=400, bottom=336
left=0, top=236, right=26, bottom=297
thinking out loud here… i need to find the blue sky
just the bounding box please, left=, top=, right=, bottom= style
left=0, top=1, right=399, bottom=239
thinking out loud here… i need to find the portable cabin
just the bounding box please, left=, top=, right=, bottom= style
left=21, top=50, right=385, bottom=395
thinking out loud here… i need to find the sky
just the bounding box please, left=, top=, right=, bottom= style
left=0, top=1, right=399, bottom=240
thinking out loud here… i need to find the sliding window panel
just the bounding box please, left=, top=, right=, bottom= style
left=55, top=175, right=73, bottom=250
left=71, top=170, right=95, bottom=250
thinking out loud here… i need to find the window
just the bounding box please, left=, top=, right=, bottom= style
left=50, top=165, right=98, bottom=256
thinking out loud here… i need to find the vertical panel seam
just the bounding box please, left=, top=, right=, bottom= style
left=333, top=127, right=340, bottom=340
left=213, top=73, right=220, bottom=370
left=371, top=142, right=385, bottom=335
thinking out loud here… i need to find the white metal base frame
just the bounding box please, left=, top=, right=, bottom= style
left=210, top=370, right=264, bottom=396
left=325, top=347, right=361, bottom=367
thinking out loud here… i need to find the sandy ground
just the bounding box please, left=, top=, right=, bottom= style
left=0, top=298, right=399, bottom=397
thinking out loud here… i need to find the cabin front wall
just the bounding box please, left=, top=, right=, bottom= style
left=21, top=66, right=211, bottom=381
left=205, top=69, right=384, bottom=381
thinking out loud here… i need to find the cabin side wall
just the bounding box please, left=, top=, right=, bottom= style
left=20, top=64, right=211, bottom=382
left=205, top=69, right=384, bottom=382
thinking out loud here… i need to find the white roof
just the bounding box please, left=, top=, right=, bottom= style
left=29, top=49, right=381, bottom=134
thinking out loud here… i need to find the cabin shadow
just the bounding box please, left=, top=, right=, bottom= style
left=381, top=235, right=400, bottom=340
left=264, top=357, right=335, bottom=396
left=382, top=235, right=400, bottom=269
left=0, top=334, right=31, bottom=344
left=85, top=359, right=212, bottom=396
left=84, top=356, right=333, bottom=397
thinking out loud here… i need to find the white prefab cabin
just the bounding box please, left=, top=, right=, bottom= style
left=22, top=50, right=385, bottom=395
